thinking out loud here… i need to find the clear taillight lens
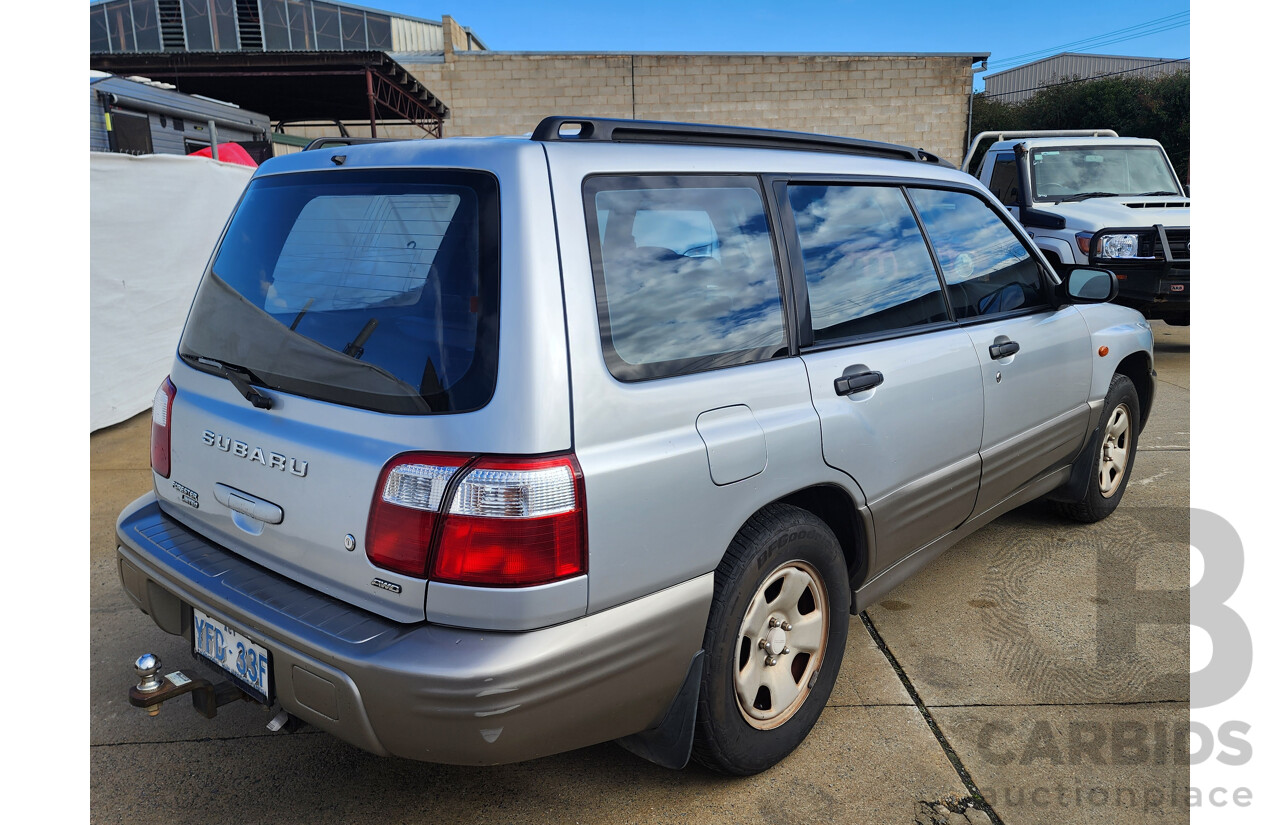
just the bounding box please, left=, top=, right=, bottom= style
left=366, top=454, right=469, bottom=577
left=150, top=377, right=176, bottom=478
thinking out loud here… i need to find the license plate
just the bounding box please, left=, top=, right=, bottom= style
left=193, top=608, right=271, bottom=701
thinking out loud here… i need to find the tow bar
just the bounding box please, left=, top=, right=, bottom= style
left=128, top=653, right=255, bottom=719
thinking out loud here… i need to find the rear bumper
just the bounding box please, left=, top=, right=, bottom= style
left=115, top=493, right=711, bottom=765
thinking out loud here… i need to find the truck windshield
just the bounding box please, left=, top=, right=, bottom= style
left=1030, top=147, right=1180, bottom=201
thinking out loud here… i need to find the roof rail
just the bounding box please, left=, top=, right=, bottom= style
left=302, top=136, right=400, bottom=151
left=962, top=129, right=1120, bottom=172
left=531, top=116, right=952, bottom=167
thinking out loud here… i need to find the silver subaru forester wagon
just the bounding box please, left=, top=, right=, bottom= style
left=116, top=117, right=1155, bottom=775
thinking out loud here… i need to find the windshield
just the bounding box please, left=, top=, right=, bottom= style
left=179, top=169, right=500, bottom=415
left=1030, top=146, right=1180, bottom=201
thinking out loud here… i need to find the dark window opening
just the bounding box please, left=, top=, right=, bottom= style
left=340, top=8, right=367, bottom=49
left=110, top=110, right=154, bottom=155
left=131, top=0, right=163, bottom=51
left=311, top=2, right=342, bottom=49
left=181, top=0, right=215, bottom=50
left=987, top=153, right=1020, bottom=206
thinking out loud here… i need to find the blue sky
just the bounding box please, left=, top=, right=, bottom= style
left=364, top=1, right=1190, bottom=91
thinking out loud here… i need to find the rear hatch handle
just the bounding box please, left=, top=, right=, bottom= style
left=213, top=483, right=284, bottom=525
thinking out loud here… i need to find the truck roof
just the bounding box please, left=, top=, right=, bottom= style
left=986, top=136, right=1163, bottom=153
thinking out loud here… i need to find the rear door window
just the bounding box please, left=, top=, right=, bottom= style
left=584, top=176, right=787, bottom=381
left=179, top=169, right=500, bottom=414
left=786, top=184, right=949, bottom=342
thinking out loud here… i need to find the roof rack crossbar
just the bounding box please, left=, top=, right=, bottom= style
left=531, top=116, right=951, bottom=166
left=962, top=129, right=1120, bottom=172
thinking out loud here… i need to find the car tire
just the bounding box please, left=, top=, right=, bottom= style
left=1055, top=374, right=1141, bottom=523
left=691, top=503, right=850, bottom=775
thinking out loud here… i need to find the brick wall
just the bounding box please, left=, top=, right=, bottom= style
left=394, top=25, right=978, bottom=165
left=288, top=21, right=980, bottom=165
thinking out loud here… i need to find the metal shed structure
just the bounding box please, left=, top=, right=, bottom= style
left=983, top=53, right=1190, bottom=104
left=88, top=1, right=471, bottom=139
left=88, top=0, right=486, bottom=56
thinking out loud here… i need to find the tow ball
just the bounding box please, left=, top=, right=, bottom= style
left=128, top=653, right=254, bottom=719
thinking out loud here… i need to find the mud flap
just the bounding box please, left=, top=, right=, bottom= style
left=616, top=650, right=704, bottom=770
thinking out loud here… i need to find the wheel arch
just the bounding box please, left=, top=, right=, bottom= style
left=1115, top=350, right=1155, bottom=432
left=1036, top=236, right=1077, bottom=270
left=772, top=484, right=871, bottom=603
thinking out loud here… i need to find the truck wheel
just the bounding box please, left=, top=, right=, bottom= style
left=1055, top=374, right=1141, bottom=523
left=691, top=504, right=850, bottom=775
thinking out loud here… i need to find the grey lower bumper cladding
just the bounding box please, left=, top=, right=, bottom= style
left=115, top=493, right=713, bottom=765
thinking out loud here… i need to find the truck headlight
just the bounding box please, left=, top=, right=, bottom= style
left=1099, top=233, right=1139, bottom=258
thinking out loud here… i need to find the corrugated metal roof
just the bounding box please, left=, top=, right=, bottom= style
left=388, top=51, right=446, bottom=65
left=88, top=0, right=444, bottom=28
left=984, top=52, right=1189, bottom=104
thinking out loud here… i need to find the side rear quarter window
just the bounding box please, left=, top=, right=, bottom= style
left=584, top=176, right=787, bottom=381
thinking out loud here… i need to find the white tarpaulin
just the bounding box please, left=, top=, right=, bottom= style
left=90, top=152, right=253, bottom=431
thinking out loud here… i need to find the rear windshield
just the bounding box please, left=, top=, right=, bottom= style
left=179, top=169, right=500, bottom=414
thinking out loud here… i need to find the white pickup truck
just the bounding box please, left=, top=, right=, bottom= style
left=965, top=130, right=1189, bottom=325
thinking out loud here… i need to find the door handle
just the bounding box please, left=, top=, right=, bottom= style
left=989, top=340, right=1021, bottom=359
left=834, top=369, right=884, bottom=396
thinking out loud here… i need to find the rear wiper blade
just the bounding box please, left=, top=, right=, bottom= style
left=196, top=357, right=274, bottom=410
left=1055, top=191, right=1119, bottom=203
left=343, top=318, right=380, bottom=360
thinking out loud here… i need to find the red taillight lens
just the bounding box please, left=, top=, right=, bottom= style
left=366, top=454, right=470, bottom=577
left=150, top=377, right=176, bottom=478
left=366, top=453, right=588, bottom=587
left=433, top=455, right=587, bottom=587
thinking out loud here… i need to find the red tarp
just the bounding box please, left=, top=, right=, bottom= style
left=187, top=142, right=258, bottom=168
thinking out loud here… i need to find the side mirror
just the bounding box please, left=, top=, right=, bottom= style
left=1064, top=267, right=1118, bottom=303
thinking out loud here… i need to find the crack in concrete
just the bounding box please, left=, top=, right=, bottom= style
left=91, top=729, right=321, bottom=749
left=927, top=699, right=1186, bottom=708
left=862, top=612, right=1007, bottom=825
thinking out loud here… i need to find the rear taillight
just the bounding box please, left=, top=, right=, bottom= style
left=365, top=453, right=587, bottom=587
left=150, top=377, right=176, bottom=478
left=366, top=454, right=470, bottom=577
left=433, top=456, right=587, bottom=587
